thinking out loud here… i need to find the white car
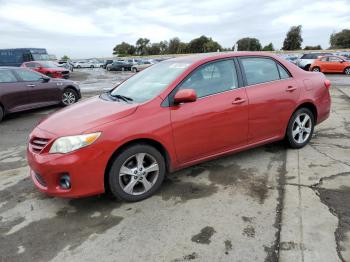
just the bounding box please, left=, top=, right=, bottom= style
left=73, top=61, right=102, bottom=68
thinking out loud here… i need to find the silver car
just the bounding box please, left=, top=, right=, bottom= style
left=296, top=53, right=332, bottom=70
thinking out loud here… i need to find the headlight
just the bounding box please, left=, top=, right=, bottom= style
left=49, top=132, right=101, bottom=154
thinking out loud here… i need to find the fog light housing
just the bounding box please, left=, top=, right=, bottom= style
left=59, top=174, right=71, bottom=190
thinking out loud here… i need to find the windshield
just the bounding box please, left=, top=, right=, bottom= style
left=110, top=61, right=190, bottom=103
left=39, top=61, right=59, bottom=68
left=32, top=54, right=50, bottom=61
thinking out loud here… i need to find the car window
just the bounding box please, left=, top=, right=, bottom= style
left=178, top=60, right=238, bottom=98
left=241, top=57, right=280, bottom=85
left=277, top=64, right=290, bottom=79
left=320, top=57, right=328, bottom=62
left=0, top=70, right=17, bottom=83
left=329, top=57, right=342, bottom=62
left=15, top=69, right=43, bottom=81
left=25, top=62, right=36, bottom=68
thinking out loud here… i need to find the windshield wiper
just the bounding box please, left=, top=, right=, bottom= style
left=109, top=93, right=133, bottom=103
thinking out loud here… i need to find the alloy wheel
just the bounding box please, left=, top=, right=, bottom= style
left=345, top=68, right=350, bottom=75
left=312, top=67, right=320, bottom=72
left=118, top=153, right=159, bottom=195
left=62, top=90, right=76, bottom=105
left=292, top=113, right=312, bottom=144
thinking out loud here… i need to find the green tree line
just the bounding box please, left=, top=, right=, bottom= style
left=113, top=26, right=350, bottom=56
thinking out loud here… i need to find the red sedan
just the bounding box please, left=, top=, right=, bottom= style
left=27, top=52, right=331, bottom=201
left=21, top=61, right=70, bottom=79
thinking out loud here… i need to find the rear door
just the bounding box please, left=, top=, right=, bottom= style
left=239, top=57, right=300, bottom=144
left=170, top=59, right=249, bottom=163
left=0, top=69, right=30, bottom=112
left=327, top=56, right=345, bottom=72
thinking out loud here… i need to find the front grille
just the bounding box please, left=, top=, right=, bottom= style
left=34, top=172, right=47, bottom=187
left=30, top=137, right=50, bottom=153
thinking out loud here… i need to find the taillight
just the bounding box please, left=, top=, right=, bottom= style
left=324, top=79, right=331, bottom=89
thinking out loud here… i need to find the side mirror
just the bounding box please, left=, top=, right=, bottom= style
left=174, top=89, right=197, bottom=104
left=41, top=76, right=50, bottom=82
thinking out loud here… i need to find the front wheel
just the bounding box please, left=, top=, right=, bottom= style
left=312, top=67, right=320, bottom=72
left=132, top=67, right=137, bottom=73
left=286, top=108, right=315, bottom=149
left=108, top=144, right=166, bottom=202
left=345, top=67, right=350, bottom=75
left=61, top=88, right=78, bottom=106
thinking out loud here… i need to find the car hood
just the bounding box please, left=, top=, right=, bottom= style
left=37, top=96, right=138, bottom=136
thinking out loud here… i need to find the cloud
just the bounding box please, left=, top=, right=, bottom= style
left=0, top=0, right=349, bottom=58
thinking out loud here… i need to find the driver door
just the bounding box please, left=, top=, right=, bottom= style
left=169, top=59, right=249, bottom=164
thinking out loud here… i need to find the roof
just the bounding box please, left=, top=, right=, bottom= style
left=167, top=51, right=278, bottom=64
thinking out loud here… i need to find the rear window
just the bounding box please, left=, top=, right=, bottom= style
left=240, top=57, right=280, bottom=85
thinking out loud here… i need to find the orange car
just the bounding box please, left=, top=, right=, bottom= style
left=310, top=55, right=350, bottom=75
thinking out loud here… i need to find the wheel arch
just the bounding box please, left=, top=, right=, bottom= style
left=104, top=138, right=172, bottom=193
left=63, top=85, right=81, bottom=98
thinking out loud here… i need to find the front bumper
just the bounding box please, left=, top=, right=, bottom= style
left=27, top=130, right=108, bottom=198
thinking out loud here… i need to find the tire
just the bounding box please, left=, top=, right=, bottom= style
left=344, top=67, right=350, bottom=75
left=108, top=144, right=166, bottom=202
left=90, top=65, right=94, bottom=68
left=312, top=67, right=320, bottom=72
left=132, top=67, right=137, bottom=73
left=286, top=108, right=315, bottom=149
left=0, top=106, right=3, bottom=123
left=304, top=64, right=310, bottom=71
left=107, top=67, right=111, bottom=71
left=61, top=88, right=78, bottom=106
left=77, top=65, right=81, bottom=68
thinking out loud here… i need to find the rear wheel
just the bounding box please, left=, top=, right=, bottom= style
left=90, top=65, right=94, bottom=68
left=108, top=144, right=165, bottom=202
left=312, top=67, right=320, bottom=72
left=304, top=64, right=311, bottom=71
left=61, top=88, right=78, bottom=106
left=132, top=67, right=137, bottom=73
left=286, top=108, right=315, bottom=149
left=77, top=65, right=81, bottom=68
left=345, top=67, right=350, bottom=75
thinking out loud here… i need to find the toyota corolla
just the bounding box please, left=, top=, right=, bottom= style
left=27, top=52, right=331, bottom=201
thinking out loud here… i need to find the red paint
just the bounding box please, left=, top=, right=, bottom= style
left=21, top=61, right=69, bottom=79
left=27, top=52, right=331, bottom=198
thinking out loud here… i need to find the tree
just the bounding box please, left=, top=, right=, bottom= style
left=113, top=42, right=135, bottom=56
left=135, top=38, right=151, bottom=55
left=168, top=37, right=182, bottom=54
left=188, top=35, right=210, bottom=53
left=235, top=37, right=262, bottom=51
left=330, top=29, right=350, bottom=48
left=262, top=43, right=275, bottom=51
left=148, top=43, right=161, bottom=55
left=282, top=25, right=303, bottom=50
left=204, top=39, right=222, bottom=52
left=158, top=40, right=169, bottom=54
left=61, top=55, right=70, bottom=61
left=304, top=45, right=322, bottom=50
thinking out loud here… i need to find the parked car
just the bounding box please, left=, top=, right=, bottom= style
left=27, top=52, right=331, bottom=201
left=131, top=61, right=153, bottom=72
left=126, top=58, right=141, bottom=65
left=73, top=61, right=100, bottom=68
left=21, top=61, right=70, bottom=79
left=310, top=55, right=350, bottom=75
left=106, top=61, right=132, bottom=71
left=57, top=60, right=74, bottom=72
left=279, top=54, right=299, bottom=65
left=296, top=53, right=332, bottom=70
left=0, top=67, right=80, bottom=122
left=102, top=60, right=114, bottom=69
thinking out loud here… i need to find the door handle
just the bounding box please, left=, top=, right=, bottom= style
left=27, top=84, right=35, bottom=87
left=286, top=86, right=297, bottom=92
left=232, top=97, right=246, bottom=104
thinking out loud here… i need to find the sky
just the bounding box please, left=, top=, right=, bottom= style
left=0, top=0, right=349, bottom=58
